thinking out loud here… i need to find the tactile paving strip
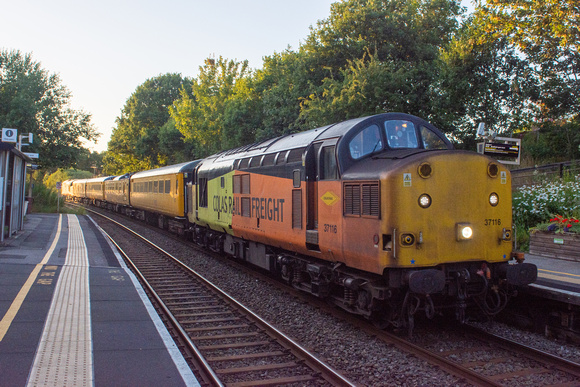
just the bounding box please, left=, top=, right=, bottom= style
left=27, top=215, right=93, bottom=386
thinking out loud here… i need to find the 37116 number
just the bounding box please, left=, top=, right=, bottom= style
left=324, top=224, right=338, bottom=233
left=484, top=219, right=501, bottom=226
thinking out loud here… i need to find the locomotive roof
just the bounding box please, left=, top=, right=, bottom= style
left=207, top=113, right=440, bottom=163
left=131, top=160, right=201, bottom=179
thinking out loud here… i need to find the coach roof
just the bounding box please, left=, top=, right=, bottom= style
left=131, top=160, right=201, bottom=179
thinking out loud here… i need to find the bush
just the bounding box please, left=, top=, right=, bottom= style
left=30, top=183, right=63, bottom=213
left=29, top=178, right=84, bottom=214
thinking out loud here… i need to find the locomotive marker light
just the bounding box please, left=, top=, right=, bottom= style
left=456, top=223, right=473, bottom=241
left=418, top=194, right=431, bottom=208
left=489, top=192, right=499, bottom=206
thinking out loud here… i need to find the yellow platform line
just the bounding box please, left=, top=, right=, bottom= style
left=0, top=215, right=63, bottom=342
left=539, top=272, right=580, bottom=285
left=539, top=268, right=580, bottom=278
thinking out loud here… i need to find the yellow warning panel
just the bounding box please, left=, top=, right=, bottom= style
left=321, top=191, right=339, bottom=206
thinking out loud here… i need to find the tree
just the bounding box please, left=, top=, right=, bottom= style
left=475, top=0, right=579, bottom=120
left=170, top=57, right=250, bottom=156
left=0, top=50, right=99, bottom=169
left=471, top=0, right=580, bottom=160
left=105, top=73, right=188, bottom=173
left=43, top=168, right=93, bottom=192
left=303, top=0, right=462, bottom=70
left=298, top=0, right=463, bottom=130
left=437, top=18, right=535, bottom=147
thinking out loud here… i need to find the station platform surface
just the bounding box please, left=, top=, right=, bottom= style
left=522, top=253, right=580, bottom=305
left=0, top=213, right=199, bottom=386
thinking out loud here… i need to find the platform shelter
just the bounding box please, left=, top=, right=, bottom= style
left=0, top=142, right=31, bottom=242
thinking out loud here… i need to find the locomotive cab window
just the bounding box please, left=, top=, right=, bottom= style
left=349, top=124, right=382, bottom=159
left=420, top=126, right=448, bottom=150
left=385, top=120, right=418, bottom=149
left=320, top=146, right=338, bottom=180
left=199, top=177, right=208, bottom=208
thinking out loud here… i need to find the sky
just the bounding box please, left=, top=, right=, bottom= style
left=2, top=0, right=474, bottom=153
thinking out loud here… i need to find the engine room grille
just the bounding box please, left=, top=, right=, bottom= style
left=344, top=182, right=380, bottom=217
left=292, top=189, right=302, bottom=229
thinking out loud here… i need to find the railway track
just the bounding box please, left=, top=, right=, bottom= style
left=90, top=211, right=354, bottom=387
left=78, top=204, right=580, bottom=386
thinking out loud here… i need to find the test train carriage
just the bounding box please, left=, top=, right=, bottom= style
left=64, top=113, right=537, bottom=330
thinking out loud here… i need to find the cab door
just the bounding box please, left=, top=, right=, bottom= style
left=305, top=139, right=342, bottom=259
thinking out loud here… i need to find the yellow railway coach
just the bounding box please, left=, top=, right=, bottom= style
left=129, top=160, right=201, bottom=230
left=71, top=179, right=87, bottom=201
left=104, top=173, right=131, bottom=210
left=60, top=180, right=74, bottom=199
left=84, top=176, right=114, bottom=206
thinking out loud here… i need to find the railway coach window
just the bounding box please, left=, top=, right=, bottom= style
left=349, top=124, right=382, bottom=159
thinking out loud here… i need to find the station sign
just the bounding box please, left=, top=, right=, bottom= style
left=23, top=152, right=39, bottom=159
left=477, top=136, right=521, bottom=165
left=2, top=128, right=18, bottom=143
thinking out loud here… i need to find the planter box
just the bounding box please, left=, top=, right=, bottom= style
left=529, top=232, right=580, bottom=262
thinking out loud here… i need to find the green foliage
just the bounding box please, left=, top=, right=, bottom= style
left=472, top=0, right=579, bottom=154
left=101, top=0, right=578, bottom=172
left=105, top=73, right=188, bottom=174
left=42, top=168, right=93, bottom=192
left=170, top=58, right=250, bottom=157
left=0, top=50, right=99, bottom=169
left=29, top=181, right=84, bottom=214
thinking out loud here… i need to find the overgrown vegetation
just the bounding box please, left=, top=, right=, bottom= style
left=28, top=169, right=90, bottom=214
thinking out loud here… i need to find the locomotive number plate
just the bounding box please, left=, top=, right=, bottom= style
left=484, top=218, right=502, bottom=226
left=324, top=224, right=338, bottom=233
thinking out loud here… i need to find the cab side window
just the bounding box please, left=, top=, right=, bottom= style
left=320, top=146, right=338, bottom=180
left=420, top=126, right=448, bottom=150
left=349, top=124, right=382, bottom=159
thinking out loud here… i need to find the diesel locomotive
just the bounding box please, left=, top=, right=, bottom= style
left=63, top=112, right=537, bottom=330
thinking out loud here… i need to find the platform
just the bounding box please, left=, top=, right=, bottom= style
left=523, top=253, right=580, bottom=306
left=0, top=213, right=199, bottom=386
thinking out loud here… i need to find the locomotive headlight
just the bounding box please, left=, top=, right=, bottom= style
left=489, top=193, right=499, bottom=207
left=418, top=194, right=431, bottom=208
left=456, top=223, right=473, bottom=241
